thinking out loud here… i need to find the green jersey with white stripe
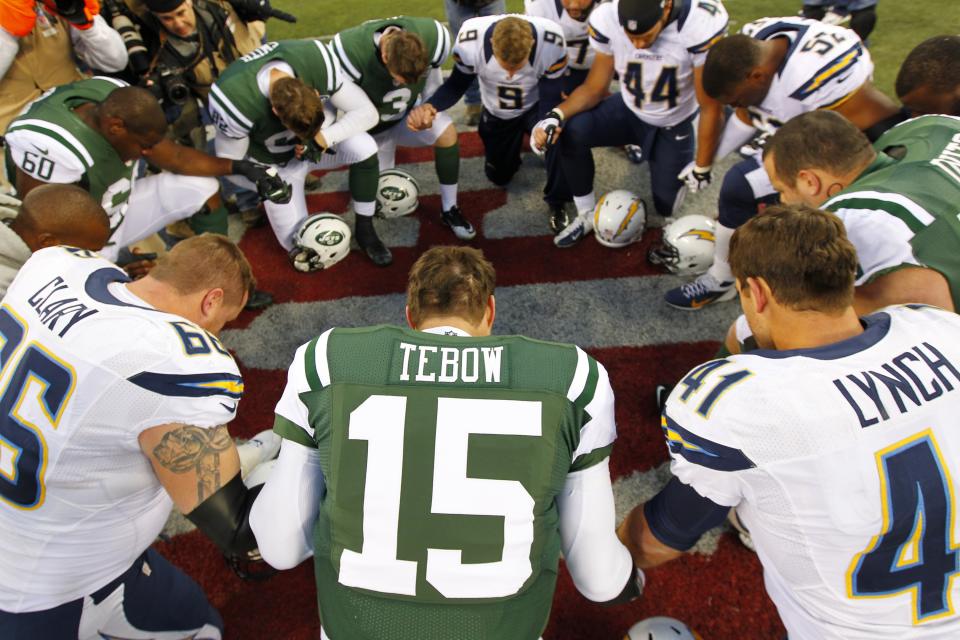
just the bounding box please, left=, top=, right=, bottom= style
left=273, top=325, right=617, bottom=640
left=823, top=115, right=960, bottom=306
left=330, top=17, right=451, bottom=135
left=209, top=40, right=341, bottom=165
left=4, top=77, right=136, bottom=233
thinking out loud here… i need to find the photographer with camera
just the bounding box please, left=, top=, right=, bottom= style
left=0, top=0, right=128, bottom=134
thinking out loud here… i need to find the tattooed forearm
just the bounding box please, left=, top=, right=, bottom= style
left=152, top=424, right=233, bottom=502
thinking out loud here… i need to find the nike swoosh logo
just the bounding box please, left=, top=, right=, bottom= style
left=220, top=401, right=237, bottom=412
left=31, top=143, right=49, bottom=155
left=675, top=134, right=690, bottom=140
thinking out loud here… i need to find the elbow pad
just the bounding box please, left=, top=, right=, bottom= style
left=186, top=473, right=262, bottom=557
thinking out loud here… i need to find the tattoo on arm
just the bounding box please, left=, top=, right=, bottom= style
left=152, top=424, right=233, bottom=502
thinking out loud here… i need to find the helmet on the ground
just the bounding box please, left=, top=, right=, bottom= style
left=291, top=213, right=351, bottom=272
left=375, top=168, right=419, bottom=218
left=624, top=616, right=702, bottom=640
left=647, top=214, right=717, bottom=276
left=593, top=190, right=646, bottom=248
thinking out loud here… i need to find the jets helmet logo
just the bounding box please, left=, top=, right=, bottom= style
left=380, top=185, right=409, bottom=202
left=314, top=230, right=344, bottom=246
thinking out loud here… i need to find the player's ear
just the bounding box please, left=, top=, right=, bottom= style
left=485, top=295, right=496, bottom=332
left=201, top=287, right=225, bottom=318
left=796, top=169, right=821, bottom=199
left=405, top=305, right=416, bottom=329
left=746, top=277, right=768, bottom=313
left=34, top=232, right=59, bottom=250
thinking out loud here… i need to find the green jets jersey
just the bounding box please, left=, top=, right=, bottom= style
left=330, top=16, right=451, bottom=135
left=209, top=40, right=342, bottom=165
left=4, top=77, right=137, bottom=233
left=274, top=325, right=616, bottom=640
left=823, top=115, right=960, bottom=306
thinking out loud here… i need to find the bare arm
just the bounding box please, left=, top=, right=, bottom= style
left=139, top=422, right=241, bottom=514
left=831, top=81, right=901, bottom=133
left=854, top=267, right=955, bottom=316
left=554, top=51, right=614, bottom=119
left=692, top=65, right=724, bottom=168
left=143, top=139, right=234, bottom=177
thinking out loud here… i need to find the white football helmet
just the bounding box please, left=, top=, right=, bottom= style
left=624, top=617, right=702, bottom=640
left=648, top=214, right=717, bottom=276
left=593, top=190, right=646, bottom=248
left=375, top=168, right=419, bottom=218
left=290, top=213, right=352, bottom=272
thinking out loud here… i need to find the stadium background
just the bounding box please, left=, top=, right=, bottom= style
left=156, top=1, right=955, bottom=637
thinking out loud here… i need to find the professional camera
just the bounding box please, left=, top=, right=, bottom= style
left=102, top=0, right=150, bottom=76
left=142, top=65, right=191, bottom=106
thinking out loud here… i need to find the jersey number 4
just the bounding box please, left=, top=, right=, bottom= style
left=0, top=307, right=75, bottom=510
left=623, top=62, right=678, bottom=110
left=848, top=430, right=960, bottom=624
left=336, top=394, right=540, bottom=599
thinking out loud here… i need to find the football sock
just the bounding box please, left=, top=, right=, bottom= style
left=573, top=192, right=596, bottom=216
left=440, top=183, right=458, bottom=212
left=349, top=154, right=379, bottom=204
left=189, top=203, right=228, bottom=235
left=435, top=141, right=460, bottom=186
left=706, top=223, right=735, bottom=283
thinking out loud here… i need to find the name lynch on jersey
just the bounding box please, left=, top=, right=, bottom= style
left=27, top=276, right=98, bottom=337
left=398, top=342, right=503, bottom=384
left=832, top=341, right=960, bottom=428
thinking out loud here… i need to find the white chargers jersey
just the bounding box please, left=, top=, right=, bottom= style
left=452, top=14, right=568, bottom=120
left=588, top=0, right=728, bottom=127
left=666, top=304, right=960, bottom=639
left=740, top=16, right=873, bottom=134
left=0, top=248, right=242, bottom=612
left=524, top=0, right=594, bottom=71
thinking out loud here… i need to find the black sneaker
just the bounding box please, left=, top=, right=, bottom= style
left=355, top=215, right=393, bottom=267
left=548, top=202, right=573, bottom=234
left=441, top=206, right=476, bottom=240
left=245, top=288, right=274, bottom=311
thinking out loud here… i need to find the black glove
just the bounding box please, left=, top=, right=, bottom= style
left=232, top=159, right=292, bottom=204
left=227, top=0, right=296, bottom=23
left=300, top=139, right=335, bottom=164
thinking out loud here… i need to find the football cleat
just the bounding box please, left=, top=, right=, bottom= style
left=664, top=272, right=736, bottom=310
left=593, top=190, right=646, bottom=248
left=553, top=211, right=594, bottom=248
left=441, top=205, right=476, bottom=240
left=624, top=144, right=644, bottom=164
left=355, top=214, right=393, bottom=267
left=648, top=214, right=717, bottom=276
left=549, top=202, right=574, bottom=234
left=290, top=213, right=352, bottom=272
left=375, top=169, right=419, bottom=218
left=624, top=617, right=702, bottom=640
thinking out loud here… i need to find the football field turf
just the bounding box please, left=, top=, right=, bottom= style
left=160, top=2, right=960, bottom=638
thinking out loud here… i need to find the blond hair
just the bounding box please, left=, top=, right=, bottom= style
left=407, top=246, right=496, bottom=325
left=492, top=17, right=534, bottom=67
left=149, top=234, right=255, bottom=307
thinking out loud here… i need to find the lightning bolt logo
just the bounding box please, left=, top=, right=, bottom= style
left=679, top=229, right=715, bottom=242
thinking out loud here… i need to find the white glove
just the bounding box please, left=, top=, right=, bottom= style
left=530, top=108, right=564, bottom=157
left=678, top=162, right=712, bottom=193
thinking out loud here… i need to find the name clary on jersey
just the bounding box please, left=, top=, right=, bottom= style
left=832, top=340, right=960, bottom=428
left=398, top=342, right=504, bottom=384
left=27, top=275, right=98, bottom=338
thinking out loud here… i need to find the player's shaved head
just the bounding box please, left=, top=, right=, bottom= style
left=407, top=246, right=495, bottom=326
left=703, top=34, right=763, bottom=102
left=11, top=184, right=110, bottom=252
left=492, top=17, right=535, bottom=67
left=149, top=234, right=255, bottom=308
left=730, top=204, right=857, bottom=313
left=896, top=35, right=960, bottom=116
left=100, top=86, right=167, bottom=138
